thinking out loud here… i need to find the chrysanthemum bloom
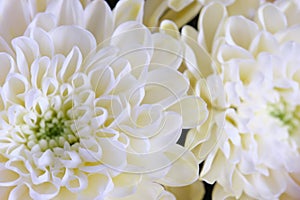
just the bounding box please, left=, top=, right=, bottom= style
left=0, top=0, right=208, bottom=199
left=182, top=0, right=300, bottom=199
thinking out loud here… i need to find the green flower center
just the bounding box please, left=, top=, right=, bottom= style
left=268, top=101, right=300, bottom=134
left=28, top=110, right=79, bottom=151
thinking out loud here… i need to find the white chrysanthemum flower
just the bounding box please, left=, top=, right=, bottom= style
left=0, top=0, right=208, bottom=199
left=182, top=1, right=300, bottom=199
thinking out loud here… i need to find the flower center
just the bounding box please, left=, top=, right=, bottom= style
left=27, top=110, right=79, bottom=151
left=268, top=101, right=300, bottom=134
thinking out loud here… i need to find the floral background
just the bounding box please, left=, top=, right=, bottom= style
left=0, top=0, right=300, bottom=199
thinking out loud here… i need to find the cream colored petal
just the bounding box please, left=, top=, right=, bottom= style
left=166, top=180, right=205, bottom=200
left=107, top=181, right=175, bottom=200
left=31, top=57, right=51, bottom=89
left=182, top=26, right=215, bottom=78
left=276, top=25, right=300, bottom=44
left=29, top=27, right=54, bottom=57
left=0, top=93, right=4, bottom=110
left=8, top=184, right=32, bottom=200
left=111, top=21, right=152, bottom=53
left=227, top=0, right=260, bottom=19
left=256, top=4, right=287, bottom=34
left=143, top=0, right=168, bottom=28
left=89, top=66, right=115, bottom=97
left=167, top=96, right=208, bottom=128
left=0, top=0, right=31, bottom=43
left=0, top=168, right=21, bottom=187
left=158, top=145, right=199, bottom=187
left=0, top=186, right=13, bottom=200
left=97, top=138, right=127, bottom=169
left=110, top=22, right=152, bottom=78
left=212, top=183, right=233, bottom=200
left=0, top=53, right=15, bottom=86
left=113, top=0, right=144, bottom=27
left=198, top=2, right=227, bottom=53
left=26, top=13, right=56, bottom=32
left=159, top=20, right=180, bottom=39
left=12, top=37, right=39, bottom=78
left=26, top=0, right=47, bottom=16
left=151, top=32, right=182, bottom=70
left=0, top=36, right=14, bottom=55
left=110, top=174, right=142, bottom=198
left=142, top=67, right=189, bottom=108
left=249, top=31, right=279, bottom=56
left=46, top=0, right=84, bottom=26
left=199, top=0, right=235, bottom=5
left=30, top=182, right=59, bottom=199
left=79, top=174, right=113, bottom=199
left=59, top=46, right=83, bottom=82
left=148, top=112, right=183, bottom=152
left=225, top=16, right=259, bottom=50
left=279, top=0, right=300, bottom=27
left=53, top=187, right=77, bottom=200
left=50, top=26, right=96, bottom=57
left=168, top=0, right=193, bottom=11
left=161, top=1, right=202, bottom=28
left=217, top=43, right=253, bottom=63
left=84, top=0, right=113, bottom=45
left=2, top=73, right=29, bottom=105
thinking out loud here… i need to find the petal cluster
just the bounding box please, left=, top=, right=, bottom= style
left=0, top=0, right=208, bottom=199
left=183, top=0, right=300, bottom=199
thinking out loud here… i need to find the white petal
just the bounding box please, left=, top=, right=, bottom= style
left=110, top=174, right=142, bottom=198
left=59, top=46, right=83, bottom=82
left=46, top=0, right=84, bottom=26
left=12, top=37, right=39, bottom=78
left=168, top=96, right=208, bottom=128
left=26, top=13, right=56, bottom=32
left=108, top=181, right=174, bottom=200
left=2, top=73, right=29, bottom=105
left=227, top=0, right=260, bottom=19
left=161, top=1, right=202, bottom=28
left=0, top=168, right=20, bottom=187
left=151, top=32, right=183, bottom=70
left=0, top=0, right=31, bottom=43
left=159, top=20, right=180, bottom=39
left=50, top=26, right=96, bottom=58
left=88, top=66, right=116, bottom=97
left=79, top=174, right=113, bottom=199
left=166, top=180, right=205, bottom=200
left=198, top=2, right=227, bottom=53
left=256, top=4, right=287, bottom=34
left=30, top=182, right=60, bottom=199
left=113, top=0, right=144, bottom=27
left=182, top=26, right=215, bottom=78
left=168, top=0, right=193, bottom=11
left=142, top=67, right=189, bottom=107
left=8, top=184, right=31, bottom=200
left=97, top=138, right=127, bottom=169
left=31, top=57, right=51, bottom=89
left=0, top=53, right=15, bottom=86
left=29, top=27, right=54, bottom=57
left=84, top=0, right=113, bottom=44
left=158, top=145, right=199, bottom=187
left=276, top=25, right=300, bottom=44
left=225, top=16, right=259, bottom=50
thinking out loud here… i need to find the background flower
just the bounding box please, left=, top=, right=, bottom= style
left=182, top=0, right=300, bottom=199
left=0, top=0, right=208, bottom=199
